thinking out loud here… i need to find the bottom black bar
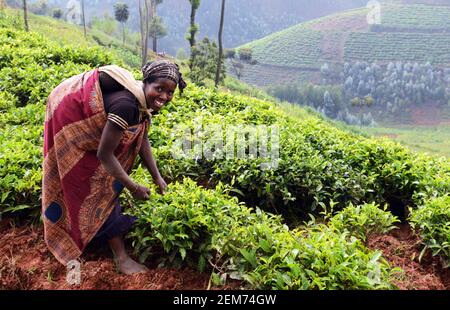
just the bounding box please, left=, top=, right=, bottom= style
left=1, top=290, right=449, bottom=308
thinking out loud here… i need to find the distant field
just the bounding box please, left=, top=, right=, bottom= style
left=378, top=4, right=450, bottom=30
left=242, top=24, right=323, bottom=68
left=344, top=32, right=450, bottom=65
left=235, top=4, right=450, bottom=86
left=279, top=101, right=450, bottom=158
left=356, top=125, right=450, bottom=158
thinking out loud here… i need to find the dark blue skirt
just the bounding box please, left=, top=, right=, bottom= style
left=91, top=200, right=136, bottom=245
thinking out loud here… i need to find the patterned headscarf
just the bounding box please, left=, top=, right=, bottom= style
left=141, top=60, right=187, bottom=94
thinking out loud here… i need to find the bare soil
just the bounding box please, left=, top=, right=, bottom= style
left=1, top=221, right=448, bottom=290
left=0, top=222, right=241, bottom=290
left=367, top=224, right=449, bottom=290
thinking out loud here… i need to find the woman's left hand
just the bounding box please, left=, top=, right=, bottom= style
left=154, top=177, right=167, bottom=195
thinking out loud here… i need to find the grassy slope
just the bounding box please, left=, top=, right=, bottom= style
left=2, top=8, right=154, bottom=68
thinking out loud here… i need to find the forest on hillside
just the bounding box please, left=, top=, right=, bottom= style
left=9, top=0, right=369, bottom=54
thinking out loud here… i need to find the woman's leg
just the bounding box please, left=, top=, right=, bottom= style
left=92, top=200, right=148, bottom=275
left=108, top=235, right=148, bottom=275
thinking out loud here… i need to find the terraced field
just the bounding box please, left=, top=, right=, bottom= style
left=376, top=4, right=450, bottom=31
left=242, top=25, right=323, bottom=68
left=344, top=32, right=450, bottom=65
left=234, top=3, right=450, bottom=86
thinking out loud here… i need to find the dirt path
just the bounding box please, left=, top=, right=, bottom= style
left=0, top=223, right=240, bottom=290
left=1, top=221, right=448, bottom=290
left=368, top=224, right=449, bottom=290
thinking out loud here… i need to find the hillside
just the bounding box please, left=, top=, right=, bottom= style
left=1, top=6, right=150, bottom=68
left=0, top=7, right=449, bottom=291
left=39, top=0, right=370, bottom=55
left=238, top=3, right=450, bottom=87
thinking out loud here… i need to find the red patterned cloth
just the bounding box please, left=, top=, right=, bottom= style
left=42, top=67, right=149, bottom=265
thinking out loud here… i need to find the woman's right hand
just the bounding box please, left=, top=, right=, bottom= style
left=131, top=184, right=150, bottom=200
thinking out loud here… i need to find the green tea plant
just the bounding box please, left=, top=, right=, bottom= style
left=125, top=166, right=245, bottom=270
left=217, top=223, right=397, bottom=289
left=0, top=27, right=118, bottom=213
left=410, top=196, right=450, bottom=267
left=125, top=169, right=397, bottom=289
left=328, top=202, right=400, bottom=242
left=151, top=86, right=450, bottom=220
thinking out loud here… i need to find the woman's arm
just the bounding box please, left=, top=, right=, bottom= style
left=97, top=122, right=150, bottom=200
left=139, top=136, right=167, bottom=194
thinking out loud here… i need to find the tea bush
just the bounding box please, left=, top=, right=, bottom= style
left=328, top=202, right=399, bottom=242
left=126, top=169, right=397, bottom=289
left=410, top=196, right=450, bottom=267
left=150, top=86, right=450, bottom=221
left=0, top=27, right=117, bottom=213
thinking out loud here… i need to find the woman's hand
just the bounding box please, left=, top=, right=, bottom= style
left=154, top=177, right=167, bottom=195
left=131, top=184, right=150, bottom=200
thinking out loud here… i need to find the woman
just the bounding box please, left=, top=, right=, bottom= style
left=42, top=60, right=187, bottom=275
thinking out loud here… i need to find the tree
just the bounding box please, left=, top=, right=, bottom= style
left=215, top=0, right=226, bottom=88
left=30, top=0, right=48, bottom=16
left=227, top=48, right=256, bottom=80
left=149, top=0, right=163, bottom=52
left=138, top=0, right=152, bottom=66
left=22, top=0, right=29, bottom=32
left=52, top=8, right=63, bottom=19
left=114, top=2, right=129, bottom=46
left=238, top=48, right=252, bottom=61
left=149, top=15, right=167, bottom=52
left=81, top=0, right=86, bottom=38
left=189, top=37, right=225, bottom=87
left=187, top=0, right=200, bottom=71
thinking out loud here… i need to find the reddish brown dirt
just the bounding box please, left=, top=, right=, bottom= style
left=410, top=104, right=442, bottom=126
left=375, top=133, right=399, bottom=139
left=368, top=224, right=449, bottom=290
left=310, top=14, right=369, bottom=32
left=0, top=222, right=242, bottom=290
left=2, top=221, right=448, bottom=290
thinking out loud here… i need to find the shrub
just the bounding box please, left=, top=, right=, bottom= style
left=126, top=170, right=397, bottom=289
left=410, top=196, right=450, bottom=267
left=328, top=202, right=400, bottom=242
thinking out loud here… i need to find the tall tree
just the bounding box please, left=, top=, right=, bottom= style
left=150, top=0, right=164, bottom=52
left=81, top=0, right=86, bottom=38
left=138, top=0, right=152, bottom=66
left=187, top=0, right=200, bottom=71
left=114, top=2, right=129, bottom=46
left=23, top=0, right=29, bottom=32
left=189, top=37, right=225, bottom=87
left=52, top=8, right=63, bottom=19
left=215, top=0, right=225, bottom=88
left=149, top=16, right=167, bottom=53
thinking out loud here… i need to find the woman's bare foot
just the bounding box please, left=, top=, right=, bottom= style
left=114, top=255, right=149, bottom=275
left=108, top=235, right=148, bottom=275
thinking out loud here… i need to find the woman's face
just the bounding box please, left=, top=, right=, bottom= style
left=144, top=78, right=177, bottom=112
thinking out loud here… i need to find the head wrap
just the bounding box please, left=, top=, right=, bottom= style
left=141, top=60, right=187, bottom=94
